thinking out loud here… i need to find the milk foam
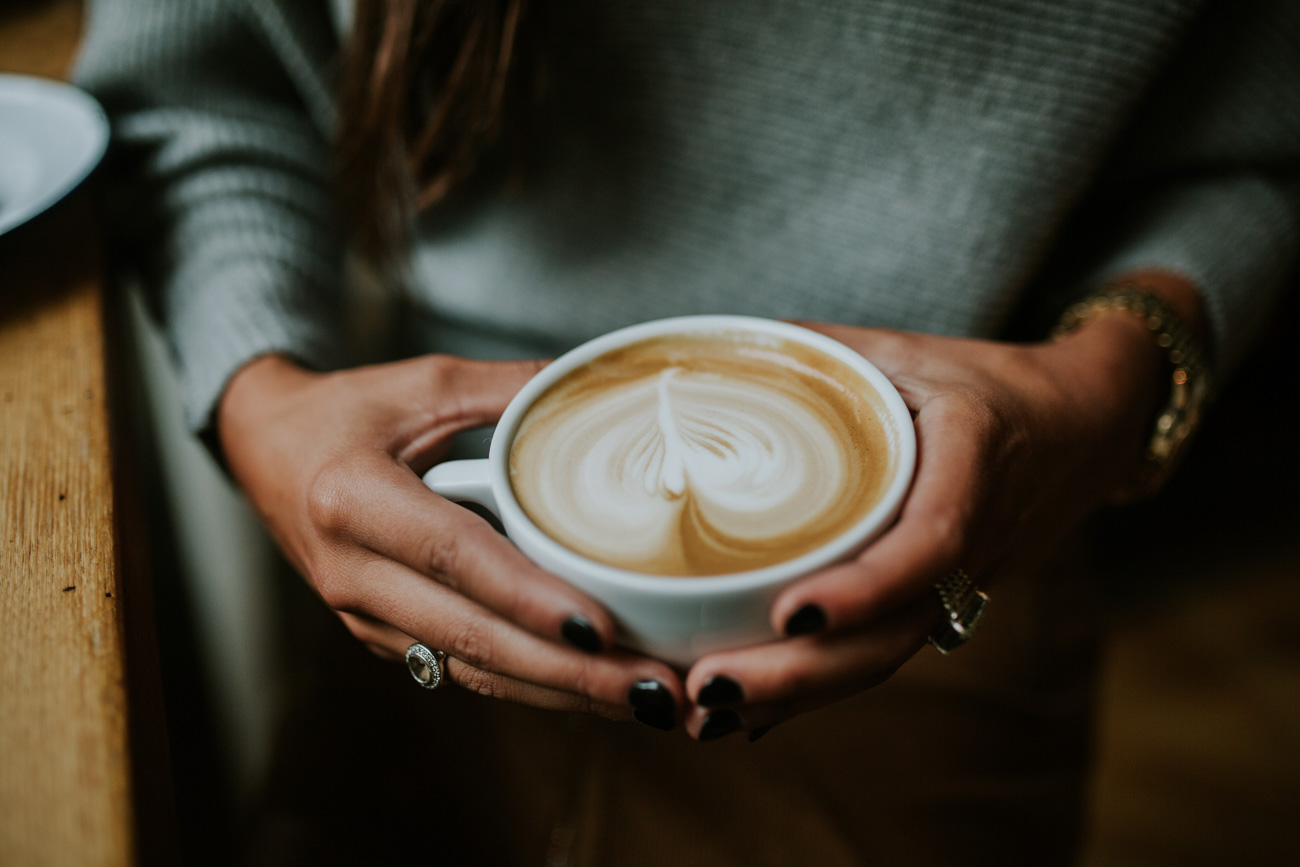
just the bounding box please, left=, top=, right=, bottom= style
left=510, top=335, right=893, bottom=576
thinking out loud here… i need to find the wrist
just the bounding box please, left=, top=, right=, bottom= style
left=216, top=354, right=318, bottom=465
left=1044, top=310, right=1167, bottom=470
left=1053, top=270, right=1212, bottom=500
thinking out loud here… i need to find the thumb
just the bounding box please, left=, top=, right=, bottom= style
left=790, top=320, right=916, bottom=381
left=392, top=355, right=550, bottom=470
left=443, top=357, right=551, bottom=419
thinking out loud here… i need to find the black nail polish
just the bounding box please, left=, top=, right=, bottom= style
left=699, top=709, right=741, bottom=742
left=561, top=615, right=603, bottom=654
left=627, top=680, right=676, bottom=731
left=748, top=725, right=773, bottom=743
left=785, top=603, right=827, bottom=637
left=697, top=674, right=744, bottom=707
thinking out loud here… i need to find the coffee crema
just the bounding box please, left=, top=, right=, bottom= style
left=509, top=333, right=896, bottom=576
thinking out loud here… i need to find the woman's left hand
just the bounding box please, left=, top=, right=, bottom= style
left=681, top=285, right=1197, bottom=741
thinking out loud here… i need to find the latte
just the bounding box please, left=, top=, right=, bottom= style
left=509, top=332, right=897, bottom=576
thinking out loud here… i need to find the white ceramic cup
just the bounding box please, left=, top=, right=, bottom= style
left=423, top=315, right=916, bottom=666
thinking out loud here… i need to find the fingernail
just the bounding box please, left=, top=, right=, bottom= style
left=699, top=709, right=741, bottom=742
left=697, top=674, right=744, bottom=707
left=627, top=680, right=676, bottom=731
left=561, top=615, right=603, bottom=654
left=748, top=725, right=773, bottom=743
left=785, top=603, right=827, bottom=637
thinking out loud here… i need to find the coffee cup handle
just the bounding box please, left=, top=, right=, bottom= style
left=422, top=459, right=499, bottom=516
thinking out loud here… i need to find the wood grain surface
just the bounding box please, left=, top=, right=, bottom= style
left=0, top=0, right=82, bottom=80
left=0, top=204, right=134, bottom=867
left=1, top=3, right=168, bottom=865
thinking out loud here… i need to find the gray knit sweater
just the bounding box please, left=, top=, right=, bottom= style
left=77, top=0, right=1300, bottom=433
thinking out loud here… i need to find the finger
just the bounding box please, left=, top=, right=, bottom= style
left=339, top=608, right=637, bottom=718
left=682, top=698, right=813, bottom=743
left=684, top=701, right=804, bottom=742
left=391, top=357, right=549, bottom=470
left=789, top=321, right=922, bottom=381
left=770, top=394, right=987, bottom=637
left=311, top=448, right=617, bottom=655
left=685, top=697, right=854, bottom=743
left=686, top=599, right=935, bottom=714
left=440, top=656, right=635, bottom=720
left=335, top=554, right=684, bottom=719
left=338, top=610, right=416, bottom=658
left=427, top=356, right=548, bottom=418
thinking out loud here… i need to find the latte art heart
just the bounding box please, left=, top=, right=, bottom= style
left=510, top=334, right=895, bottom=576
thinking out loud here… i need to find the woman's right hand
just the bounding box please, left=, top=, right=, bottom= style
left=216, top=353, right=684, bottom=730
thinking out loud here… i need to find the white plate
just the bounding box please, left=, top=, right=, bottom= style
left=0, top=74, right=109, bottom=236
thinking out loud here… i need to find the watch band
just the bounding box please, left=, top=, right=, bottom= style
left=1053, top=284, right=1213, bottom=500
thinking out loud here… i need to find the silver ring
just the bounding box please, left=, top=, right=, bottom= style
left=406, top=643, right=448, bottom=689
left=928, top=569, right=989, bottom=654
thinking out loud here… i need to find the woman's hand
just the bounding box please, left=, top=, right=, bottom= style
left=217, top=353, right=685, bottom=729
left=681, top=277, right=1205, bottom=741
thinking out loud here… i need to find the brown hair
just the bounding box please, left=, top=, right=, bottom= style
left=336, top=0, right=540, bottom=269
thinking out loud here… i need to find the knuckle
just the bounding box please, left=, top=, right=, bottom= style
left=873, top=331, right=917, bottom=366
left=455, top=665, right=504, bottom=701
left=415, top=529, right=463, bottom=585
left=920, top=505, right=968, bottom=564
left=421, top=353, right=456, bottom=380
left=314, top=567, right=357, bottom=612
left=305, top=462, right=356, bottom=538
left=490, top=572, right=529, bottom=623
left=443, top=616, right=492, bottom=669
left=563, top=661, right=596, bottom=701
left=414, top=355, right=460, bottom=412
left=581, top=696, right=619, bottom=721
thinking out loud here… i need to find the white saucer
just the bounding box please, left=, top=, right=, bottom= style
left=0, top=74, right=109, bottom=236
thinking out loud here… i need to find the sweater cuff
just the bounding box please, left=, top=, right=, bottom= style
left=1081, top=175, right=1299, bottom=377
left=169, top=253, right=342, bottom=434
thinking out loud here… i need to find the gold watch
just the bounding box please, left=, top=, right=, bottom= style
left=1052, top=284, right=1213, bottom=500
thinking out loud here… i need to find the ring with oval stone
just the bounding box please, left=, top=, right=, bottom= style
left=406, top=643, right=448, bottom=689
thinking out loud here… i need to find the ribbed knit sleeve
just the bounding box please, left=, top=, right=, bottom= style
left=75, top=0, right=344, bottom=433
left=1078, top=0, right=1300, bottom=376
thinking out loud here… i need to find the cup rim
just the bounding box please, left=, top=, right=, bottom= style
left=488, top=315, right=917, bottom=597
